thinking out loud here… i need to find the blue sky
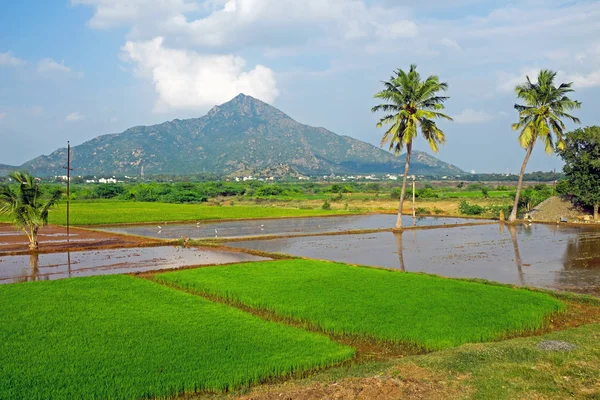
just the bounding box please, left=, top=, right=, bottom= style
left=1, top=0, right=600, bottom=173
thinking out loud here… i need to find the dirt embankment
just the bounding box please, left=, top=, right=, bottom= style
left=529, top=197, right=593, bottom=223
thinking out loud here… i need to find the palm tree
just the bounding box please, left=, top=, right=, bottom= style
left=508, top=70, right=581, bottom=222
left=372, top=65, right=452, bottom=229
left=0, top=171, right=62, bottom=251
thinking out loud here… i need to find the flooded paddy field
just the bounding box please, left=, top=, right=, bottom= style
left=229, top=223, right=600, bottom=296
left=100, top=215, right=484, bottom=240
left=0, top=246, right=268, bottom=284
left=0, top=224, right=156, bottom=254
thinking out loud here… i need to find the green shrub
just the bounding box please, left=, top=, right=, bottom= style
left=322, top=200, right=331, bottom=210
left=458, top=200, right=485, bottom=215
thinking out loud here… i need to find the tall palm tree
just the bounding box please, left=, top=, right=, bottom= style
left=508, top=70, right=581, bottom=222
left=0, top=171, right=62, bottom=250
left=372, top=65, right=452, bottom=229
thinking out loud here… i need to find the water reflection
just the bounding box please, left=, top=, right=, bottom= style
left=563, top=234, right=600, bottom=269
left=394, top=232, right=406, bottom=272
left=507, top=225, right=525, bottom=286
left=0, top=247, right=268, bottom=284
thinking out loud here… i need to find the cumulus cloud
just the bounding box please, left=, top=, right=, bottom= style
left=74, top=0, right=416, bottom=49
left=121, top=37, right=279, bottom=112
left=65, top=112, right=85, bottom=121
left=453, top=109, right=506, bottom=124
left=38, top=58, right=73, bottom=74
left=0, top=51, right=25, bottom=66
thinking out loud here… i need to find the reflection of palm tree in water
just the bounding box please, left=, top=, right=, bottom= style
left=507, top=224, right=526, bottom=286
left=394, top=232, right=406, bottom=271
left=29, top=253, right=39, bottom=282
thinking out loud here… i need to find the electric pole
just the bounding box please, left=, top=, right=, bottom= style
left=62, top=142, right=73, bottom=242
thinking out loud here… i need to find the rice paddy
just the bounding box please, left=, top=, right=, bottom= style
left=0, top=201, right=348, bottom=226
left=0, top=275, right=354, bottom=400
left=156, top=260, right=565, bottom=350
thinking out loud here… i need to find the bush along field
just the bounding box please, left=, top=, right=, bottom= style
left=0, top=275, right=353, bottom=400
left=156, top=260, right=565, bottom=351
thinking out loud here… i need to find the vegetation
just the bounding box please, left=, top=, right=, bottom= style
left=557, top=126, right=600, bottom=220
left=0, top=275, right=353, bottom=399
left=0, top=201, right=348, bottom=226
left=0, top=171, right=62, bottom=250
left=245, top=322, right=600, bottom=399
left=372, top=64, right=453, bottom=229
left=157, top=260, right=564, bottom=351
left=509, top=70, right=581, bottom=222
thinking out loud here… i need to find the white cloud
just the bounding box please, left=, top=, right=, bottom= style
left=0, top=112, right=7, bottom=121
left=0, top=51, right=25, bottom=66
left=122, top=37, right=279, bottom=112
left=109, top=116, right=118, bottom=122
left=497, top=68, right=542, bottom=93
left=498, top=65, right=600, bottom=92
left=453, top=109, right=506, bottom=124
left=65, top=112, right=85, bottom=121
left=37, top=58, right=73, bottom=74
left=71, top=0, right=200, bottom=29
left=74, top=0, right=416, bottom=50
left=567, top=71, right=600, bottom=88
left=440, top=38, right=461, bottom=50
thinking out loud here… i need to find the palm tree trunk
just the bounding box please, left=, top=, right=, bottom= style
left=509, top=142, right=535, bottom=222
left=29, top=226, right=39, bottom=251
left=395, top=142, right=412, bottom=229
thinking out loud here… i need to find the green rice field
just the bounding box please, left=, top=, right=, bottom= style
left=0, top=275, right=353, bottom=399
left=0, top=200, right=349, bottom=226
left=157, top=260, right=565, bottom=350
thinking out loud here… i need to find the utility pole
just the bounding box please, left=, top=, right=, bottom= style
left=62, top=142, right=73, bottom=242
left=412, top=175, right=416, bottom=218
left=553, top=168, right=557, bottom=196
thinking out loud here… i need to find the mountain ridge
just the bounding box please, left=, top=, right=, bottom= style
left=19, top=94, right=464, bottom=177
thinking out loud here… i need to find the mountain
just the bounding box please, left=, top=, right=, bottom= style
left=0, top=164, right=16, bottom=176
left=21, top=94, right=464, bottom=177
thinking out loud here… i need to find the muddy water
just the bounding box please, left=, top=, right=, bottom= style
left=101, top=215, right=483, bottom=239
left=230, top=223, right=600, bottom=296
left=0, top=246, right=268, bottom=284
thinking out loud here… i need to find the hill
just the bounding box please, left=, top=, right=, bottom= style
left=21, top=94, right=464, bottom=177
left=0, top=164, right=16, bottom=176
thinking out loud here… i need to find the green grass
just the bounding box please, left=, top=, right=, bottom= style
left=157, top=260, right=565, bottom=351
left=0, top=200, right=350, bottom=225
left=0, top=275, right=353, bottom=400
left=402, top=323, right=600, bottom=399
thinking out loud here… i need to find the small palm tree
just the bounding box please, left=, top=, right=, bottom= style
left=508, top=70, right=581, bottom=222
left=0, top=171, right=62, bottom=250
left=372, top=65, right=452, bottom=229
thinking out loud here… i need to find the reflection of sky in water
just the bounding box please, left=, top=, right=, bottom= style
left=100, top=215, right=484, bottom=239
left=230, top=224, right=600, bottom=296
left=0, top=246, right=268, bottom=284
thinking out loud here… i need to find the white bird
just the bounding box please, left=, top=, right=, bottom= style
left=214, top=229, right=218, bottom=238
left=157, top=226, right=162, bottom=229
left=260, top=224, right=265, bottom=230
